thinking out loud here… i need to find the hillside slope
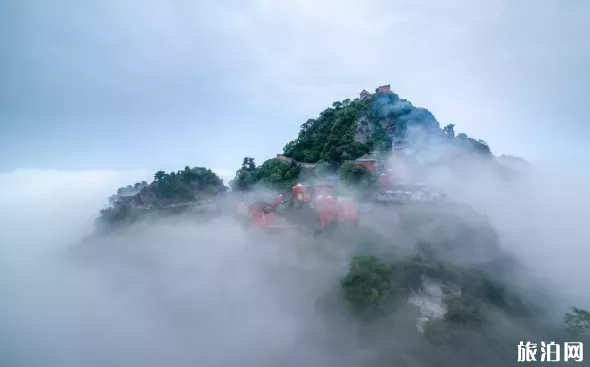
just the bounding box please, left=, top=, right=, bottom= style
left=282, top=87, right=490, bottom=165
left=230, top=85, right=498, bottom=191
left=96, top=166, right=226, bottom=231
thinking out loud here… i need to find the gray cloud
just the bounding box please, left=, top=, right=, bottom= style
left=0, top=169, right=363, bottom=367
left=1, top=0, right=588, bottom=171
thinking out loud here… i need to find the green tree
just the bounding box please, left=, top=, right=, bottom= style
left=154, top=170, right=167, bottom=182
left=456, top=133, right=492, bottom=156
left=99, top=165, right=226, bottom=228
left=230, top=157, right=303, bottom=192
left=341, top=256, right=404, bottom=318
left=282, top=98, right=371, bottom=164
left=242, top=157, right=256, bottom=171
left=444, top=294, right=487, bottom=327
left=565, top=306, right=590, bottom=336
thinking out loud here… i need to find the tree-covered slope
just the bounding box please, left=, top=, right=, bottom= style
left=97, top=166, right=226, bottom=230
left=312, top=250, right=589, bottom=367
left=282, top=98, right=372, bottom=164
left=282, top=89, right=490, bottom=165
left=229, top=87, right=495, bottom=192
left=229, top=157, right=302, bottom=192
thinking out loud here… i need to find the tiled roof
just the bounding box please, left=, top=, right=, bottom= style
left=355, top=152, right=377, bottom=162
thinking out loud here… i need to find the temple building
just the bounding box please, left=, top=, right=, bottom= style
left=354, top=152, right=377, bottom=172
left=358, top=84, right=391, bottom=100
left=375, top=84, right=391, bottom=93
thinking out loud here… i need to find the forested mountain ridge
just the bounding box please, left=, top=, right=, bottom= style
left=106, top=166, right=225, bottom=207
left=229, top=86, right=496, bottom=191
left=99, top=85, right=524, bottom=219
left=97, top=166, right=226, bottom=229
left=282, top=87, right=490, bottom=165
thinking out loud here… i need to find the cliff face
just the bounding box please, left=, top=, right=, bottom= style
left=368, top=92, right=440, bottom=140
left=353, top=116, right=373, bottom=144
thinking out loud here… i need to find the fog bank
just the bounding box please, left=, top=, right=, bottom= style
left=0, top=163, right=588, bottom=366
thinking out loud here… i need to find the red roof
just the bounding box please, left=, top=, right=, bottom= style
left=355, top=153, right=376, bottom=162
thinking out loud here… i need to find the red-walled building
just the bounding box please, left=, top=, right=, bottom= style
left=375, top=84, right=391, bottom=93
left=359, top=89, right=370, bottom=100
left=354, top=153, right=377, bottom=172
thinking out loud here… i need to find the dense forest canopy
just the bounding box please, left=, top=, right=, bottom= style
left=282, top=90, right=490, bottom=165
left=228, top=157, right=302, bottom=192
left=97, top=166, right=226, bottom=228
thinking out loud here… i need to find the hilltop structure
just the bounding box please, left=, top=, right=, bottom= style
left=375, top=84, right=391, bottom=93
left=358, top=85, right=392, bottom=99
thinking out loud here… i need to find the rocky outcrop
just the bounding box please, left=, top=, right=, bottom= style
left=408, top=276, right=461, bottom=333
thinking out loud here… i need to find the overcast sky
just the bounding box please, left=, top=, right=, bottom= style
left=1, top=0, right=588, bottom=180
